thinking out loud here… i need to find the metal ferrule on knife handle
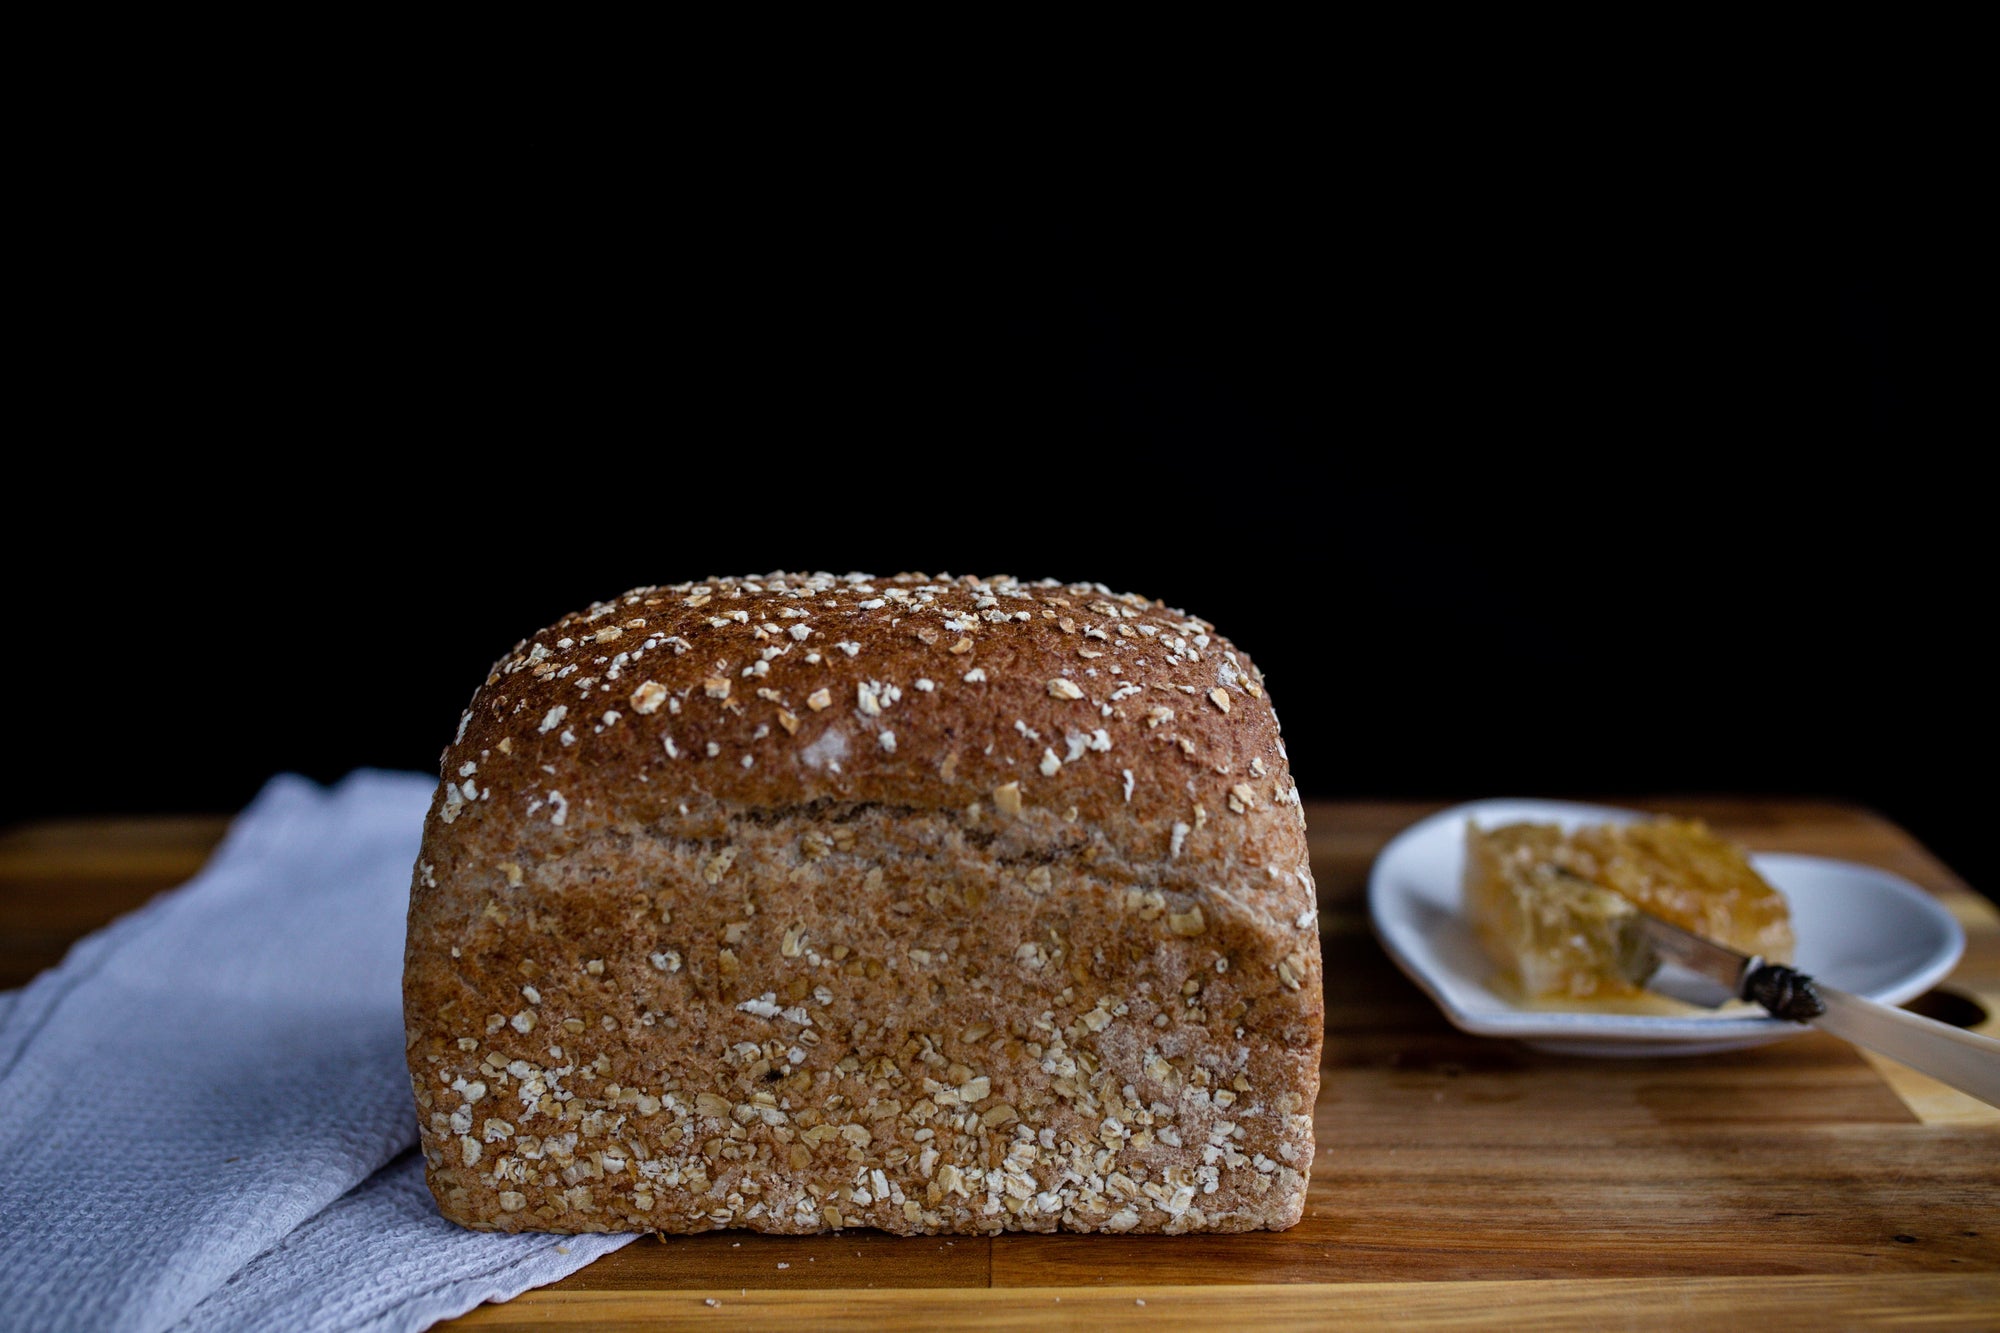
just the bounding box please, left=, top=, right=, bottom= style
left=1742, top=962, right=1827, bottom=1022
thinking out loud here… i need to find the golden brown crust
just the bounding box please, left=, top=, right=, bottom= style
left=404, top=573, right=1320, bottom=1235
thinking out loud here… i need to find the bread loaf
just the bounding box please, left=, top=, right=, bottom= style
left=404, top=572, right=1321, bottom=1235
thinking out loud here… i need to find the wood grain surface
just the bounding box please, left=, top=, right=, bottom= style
left=4, top=798, right=1995, bottom=1329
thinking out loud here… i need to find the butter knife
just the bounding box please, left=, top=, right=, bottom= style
left=1617, top=909, right=2000, bottom=1107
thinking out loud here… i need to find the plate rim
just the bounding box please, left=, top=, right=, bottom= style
left=1366, top=797, right=1968, bottom=1049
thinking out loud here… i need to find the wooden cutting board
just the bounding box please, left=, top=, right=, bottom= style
left=4, top=798, right=1995, bottom=1329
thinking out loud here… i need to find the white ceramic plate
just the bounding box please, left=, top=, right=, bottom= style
left=1368, top=798, right=1967, bottom=1056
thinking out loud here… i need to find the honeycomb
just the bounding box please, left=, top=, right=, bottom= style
left=1464, top=817, right=1794, bottom=1001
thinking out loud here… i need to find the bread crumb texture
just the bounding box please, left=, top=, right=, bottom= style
left=405, top=573, right=1321, bottom=1235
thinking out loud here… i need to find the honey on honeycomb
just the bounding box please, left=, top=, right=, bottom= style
left=1463, top=817, right=1794, bottom=1001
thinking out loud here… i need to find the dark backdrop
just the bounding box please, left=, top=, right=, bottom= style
left=7, top=191, right=1983, bottom=898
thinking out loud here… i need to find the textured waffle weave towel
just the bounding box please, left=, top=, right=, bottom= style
left=0, top=771, right=634, bottom=1332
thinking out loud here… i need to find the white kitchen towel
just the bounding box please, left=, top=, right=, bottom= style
left=0, top=770, right=635, bottom=1332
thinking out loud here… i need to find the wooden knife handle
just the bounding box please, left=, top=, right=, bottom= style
left=1811, top=985, right=2000, bottom=1107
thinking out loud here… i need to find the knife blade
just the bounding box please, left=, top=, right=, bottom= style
left=1618, top=907, right=2000, bottom=1107
left=1616, top=910, right=1825, bottom=1020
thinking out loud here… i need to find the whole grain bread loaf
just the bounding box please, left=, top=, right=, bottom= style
left=404, top=572, right=1322, bottom=1236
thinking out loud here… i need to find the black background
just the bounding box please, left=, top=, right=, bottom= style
left=6, top=165, right=1985, bottom=899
